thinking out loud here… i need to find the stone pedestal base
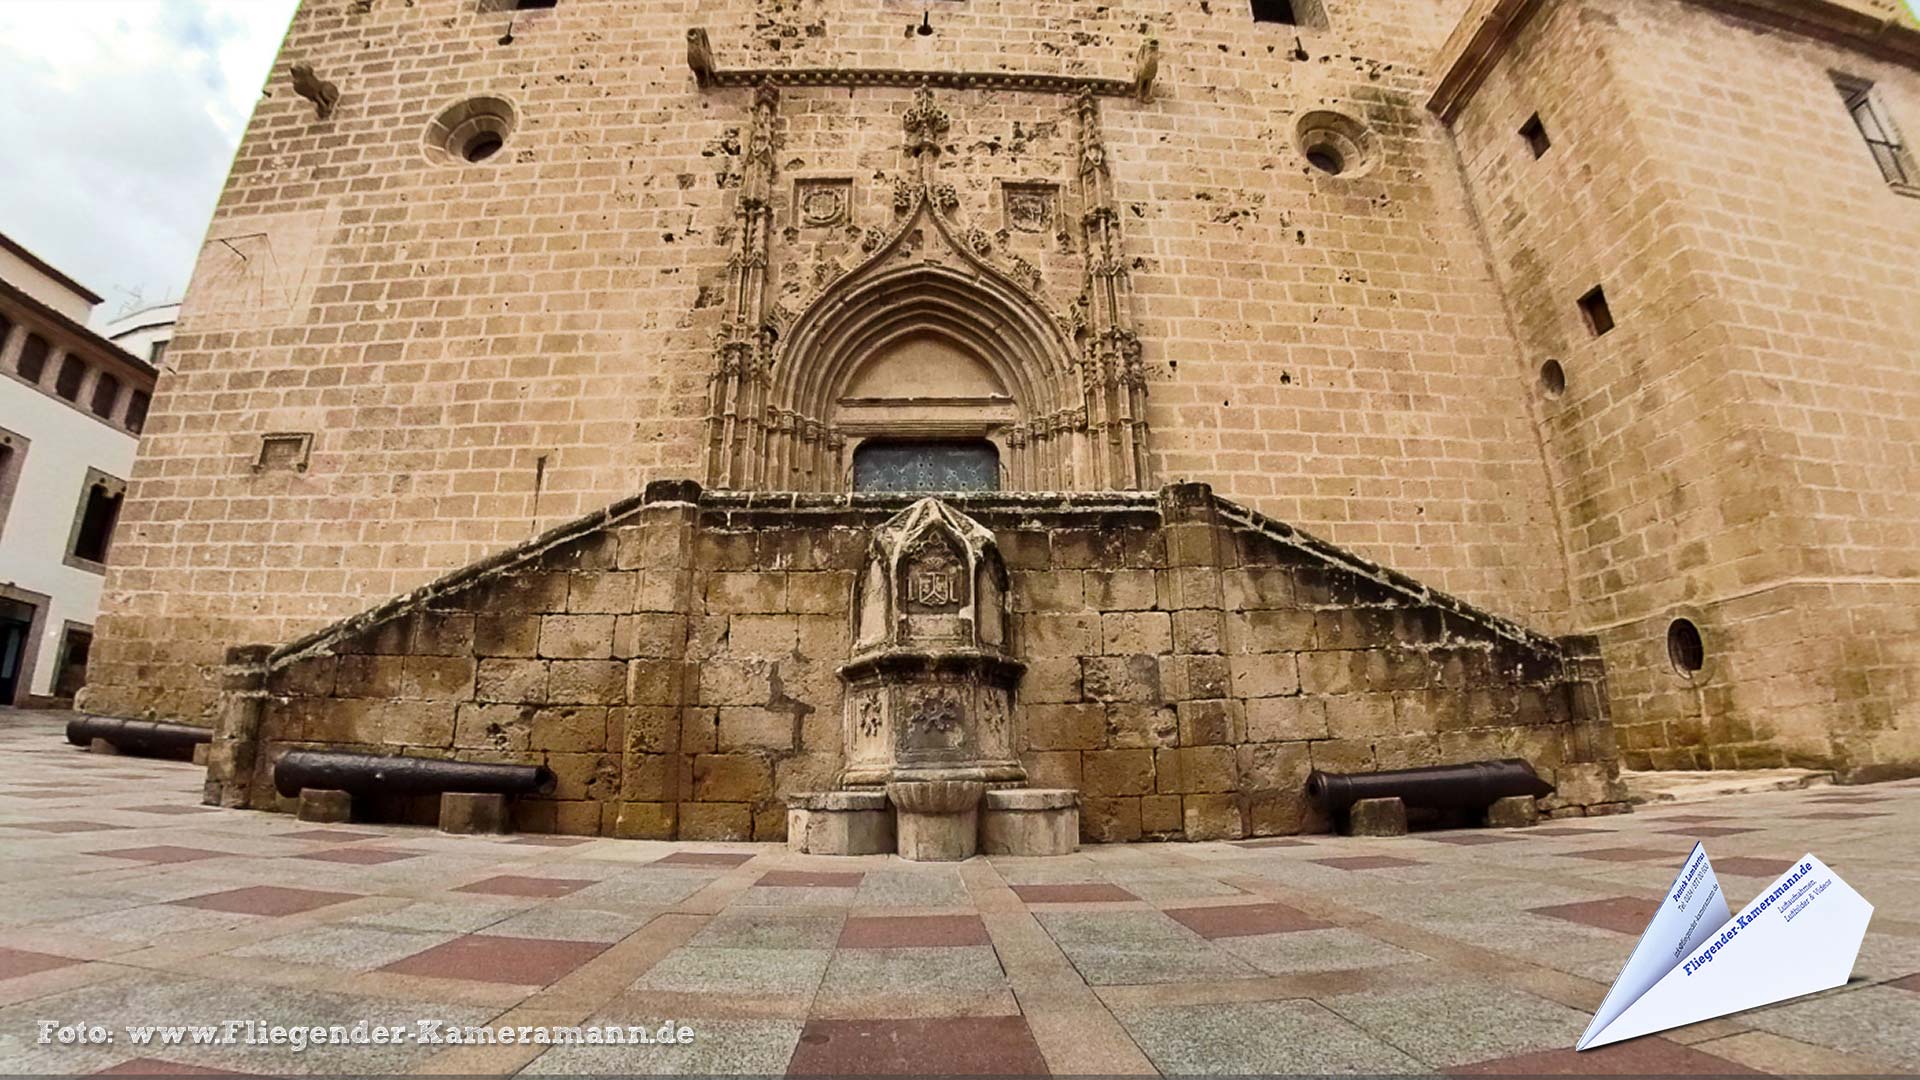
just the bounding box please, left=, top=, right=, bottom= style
left=88, top=738, right=119, bottom=756
left=1345, top=796, right=1407, bottom=837
left=191, top=743, right=211, bottom=766
left=788, top=791, right=894, bottom=855
left=1483, top=794, right=1539, bottom=828
left=440, top=792, right=509, bottom=834
left=297, top=787, right=351, bottom=823
left=888, top=780, right=984, bottom=862
left=981, top=788, right=1079, bottom=856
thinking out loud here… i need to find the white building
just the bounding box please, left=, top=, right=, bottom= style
left=102, top=301, right=179, bottom=372
left=0, top=233, right=155, bottom=706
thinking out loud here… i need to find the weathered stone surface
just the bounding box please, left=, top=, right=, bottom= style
left=439, top=791, right=509, bottom=834
left=1346, top=796, right=1408, bottom=837
left=297, top=787, right=350, bottom=824
left=981, top=789, right=1079, bottom=856
left=787, top=790, right=893, bottom=855
left=1484, top=794, right=1539, bottom=828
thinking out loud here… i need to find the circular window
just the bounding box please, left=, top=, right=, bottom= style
left=1295, top=110, right=1377, bottom=179
left=1667, top=618, right=1705, bottom=675
left=1539, top=359, right=1566, bottom=398
left=424, top=95, right=517, bottom=167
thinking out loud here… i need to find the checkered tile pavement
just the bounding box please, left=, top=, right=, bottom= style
left=1, top=709, right=1916, bottom=1075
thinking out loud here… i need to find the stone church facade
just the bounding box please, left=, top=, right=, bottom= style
left=81, top=0, right=1920, bottom=838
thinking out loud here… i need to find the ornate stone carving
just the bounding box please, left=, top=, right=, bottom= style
left=903, top=84, right=950, bottom=157
left=837, top=499, right=1025, bottom=787
left=1003, top=183, right=1057, bottom=234
left=289, top=63, right=340, bottom=120
left=686, top=28, right=716, bottom=87
left=795, top=178, right=852, bottom=228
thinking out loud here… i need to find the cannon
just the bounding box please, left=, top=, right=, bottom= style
left=65, top=715, right=210, bottom=761
left=273, top=750, right=555, bottom=800
left=1306, top=758, right=1553, bottom=815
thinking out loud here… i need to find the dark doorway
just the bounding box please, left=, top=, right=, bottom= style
left=852, top=439, right=1000, bottom=493
left=0, top=599, right=34, bottom=706
left=53, top=625, right=92, bottom=699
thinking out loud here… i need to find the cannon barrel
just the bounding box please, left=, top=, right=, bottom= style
left=1306, top=758, right=1553, bottom=814
left=273, top=749, right=555, bottom=800
left=65, top=715, right=211, bottom=761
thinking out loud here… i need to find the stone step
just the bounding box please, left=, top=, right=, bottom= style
left=1622, top=769, right=1836, bottom=805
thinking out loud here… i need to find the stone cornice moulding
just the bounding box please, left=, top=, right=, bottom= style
left=1427, top=0, right=1920, bottom=123
left=686, top=27, right=1155, bottom=99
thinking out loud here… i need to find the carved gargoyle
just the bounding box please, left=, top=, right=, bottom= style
left=1134, top=38, right=1160, bottom=103
left=289, top=62, right=339, bottom=120
left=687, top=28, right=715, bottom=88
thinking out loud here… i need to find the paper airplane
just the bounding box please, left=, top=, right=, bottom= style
left=1578, top=844, right=1873, bottom=1050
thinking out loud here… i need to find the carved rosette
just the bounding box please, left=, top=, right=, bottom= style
left=839, top=498, right=1025, bottom=788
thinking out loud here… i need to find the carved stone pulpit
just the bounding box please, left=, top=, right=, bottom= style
left=837, top=498, right=1027, bottom=787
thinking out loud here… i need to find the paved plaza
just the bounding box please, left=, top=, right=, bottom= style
left=0, top=709, right=1915, bottom=1076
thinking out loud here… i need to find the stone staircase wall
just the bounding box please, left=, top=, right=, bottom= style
left=203, top=480, right=1625, bottom=840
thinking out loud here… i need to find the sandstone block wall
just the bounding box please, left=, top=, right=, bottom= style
left=1442, top=0, right=1920, bottom=777
left=88, top=0, right=1571, bottom=730
left=204, top=482, right=1622, bottom=840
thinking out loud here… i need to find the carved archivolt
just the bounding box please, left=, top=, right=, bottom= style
left=700, top=78, right=1152, bottom=493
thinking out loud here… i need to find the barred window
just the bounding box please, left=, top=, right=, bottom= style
left=1836, top=76, right=1918, bottom=192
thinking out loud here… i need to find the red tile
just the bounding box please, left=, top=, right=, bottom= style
left=1164, top=901, right=1331, bottom=938
left=1451, top=1036, right=1762, bottom=1075
left=0, top=946, right=82, bottom=980
left=89, top=846, right=232, bottom=864
left=452, top=874, right=593, bottom=898
left=787, top=1016, right=1048, bottom=1076
left=1713, top=856, right=1798, bottom=878
left=652, top=851, right=755, bottom=868
left=1529, top=896, right=1660, bottom=935
left=1529, top=827, right=1610, bottom=837
left=1562, top=848, right=1673, bottom=863
left=95, top=1058, right=256, bottom=1075
left=279, top=829, right=388, bottom=842
left=292, top=847, right=418, bottom=865
left=839, top=915, right=991, bottom=948
left=1010, top=883, right=1137, bottom=903
left=173, top=886, right=363, bottom=917
left=1796, top=811, right=1888, bottom=820
left=1311, top=855, right=1421, bottom=870
left=1887, top=972, right=1920, bottom=993
left=121, top=805, right=218, bottom=815
left=1231, top=837, right=1312, bottom=848
left=4, top=821, right=127, bottom=833
left=1655, top=826, right=1758, bottom=837
left=758, top=870, right=865, bottom=888
left=379, top=934, right=607, bottom=985
left=510, top=835, right=592, bottom=846
left=1422, top=832, right=1521, bottom=846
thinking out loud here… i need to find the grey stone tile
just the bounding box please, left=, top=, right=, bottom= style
left=46, top=902, right=257, bottom=943
left=484, top=905, right=658, bottom=943
left=1035, top=909, right=1196, bottom=946
left=852, top=869, right=971, bottom=907
left=819, top=945, right=1007, bottom=995
left=343, top=898, right=532, bottom=934
left=1322, top=978, right=1591, bottom=1067
left=1213, top=927, right=1426, bottom=975
left=1115, top=999, right=1425, bottom=1074
left=689, top=911, right=845, bottom=950
left=630, top=947, right=831, bottom=996
left=226, top=925, right=458, bottom=971
left=565, top=871, right=714, bottom=910
left=522, top=1018, right=803, bottom=1075
left=1740, top=984, right=1920, bottom=1063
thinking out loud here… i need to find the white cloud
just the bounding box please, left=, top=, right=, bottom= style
left=0, top=0, right=297, bottom=323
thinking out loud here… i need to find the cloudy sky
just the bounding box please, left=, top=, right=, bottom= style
left=0, top=0, right=298, bottom=325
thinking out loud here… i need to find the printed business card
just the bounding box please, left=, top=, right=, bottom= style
left=1578, top=844, right=1872, bottom=1050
